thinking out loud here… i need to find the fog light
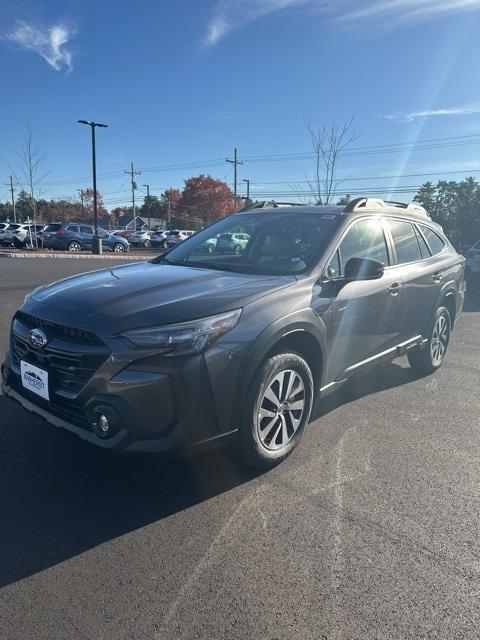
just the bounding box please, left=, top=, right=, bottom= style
left=92, top=406, right=119, bottom=439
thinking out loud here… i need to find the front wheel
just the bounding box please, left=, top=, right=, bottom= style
left=408, top=306, right=451, bottom=375
left=143, top=239, right=151, bottom=248
left=113, top=243, right=125, bottom=252
left=233, top=353, right=314, bottom=469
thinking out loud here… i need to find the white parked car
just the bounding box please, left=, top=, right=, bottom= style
left=12, top=223, right=45, bottom=246
left=150, top=230, right=169, bottom=248
left=129, top=229, right=155, bottom=247
left=165, top=230, right=195, bottom=248
left=0, top=223, right=23, bottom=246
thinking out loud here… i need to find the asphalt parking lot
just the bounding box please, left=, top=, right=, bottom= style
left=1, top=258, right=479, bottom=640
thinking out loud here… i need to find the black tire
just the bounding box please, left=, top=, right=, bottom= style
left=68, top=241, right=82, bottom=252
left=232, top=352, right=314, bottom=469
left=408, top=306, right=451, bottom=375
left=113, top=243, right=125, bottom=252
left=143, top=239, right=151, bottom=248
left=234, top=244, right=241, bottom=255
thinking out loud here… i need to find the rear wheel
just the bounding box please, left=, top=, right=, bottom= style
left=68, top=241, right=81, bottom=252
left=408, top=306, right=451, bottom=375
left=143, top=239, right=151, bottom=248
left=233, top=353, right=313, bottom=469
left=233, top=244, right=241, bottom=255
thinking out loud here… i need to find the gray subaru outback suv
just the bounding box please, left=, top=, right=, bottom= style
left=1, top=198, right=465, bottom=468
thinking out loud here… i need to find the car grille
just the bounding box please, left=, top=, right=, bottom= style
left=11, top=313, right=110, bottom=395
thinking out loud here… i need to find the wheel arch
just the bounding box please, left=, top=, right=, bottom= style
left=230, top=310, right=327, bottom=430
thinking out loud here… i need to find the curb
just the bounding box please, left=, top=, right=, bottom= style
left=0, top=251, right=146, bottom=260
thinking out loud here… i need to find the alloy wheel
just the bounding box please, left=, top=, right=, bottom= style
left=430, top=314, right=449, bottom=366
left=256, top=369, right=306, bottom=451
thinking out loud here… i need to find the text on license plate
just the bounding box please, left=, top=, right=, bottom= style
left=20, top=361, right=49, bottom=401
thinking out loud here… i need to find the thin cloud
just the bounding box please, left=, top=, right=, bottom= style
left=203, top=0, right=480, bottom=46
left=4, top=21, right=74, bottom=72
left=383, top=104, right=480, bottom=123
left=204, top=0, right=309, bottom=47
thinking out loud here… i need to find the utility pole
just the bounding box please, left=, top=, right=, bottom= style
left=142, top=184, right=151, bottom=229
left=77, top=189, right=85, bottom=218
left=226, top=147, right=243, bottom=212
left=125, top=162, right=141, bottom=230
left=5, top=176, right=16, bottom=222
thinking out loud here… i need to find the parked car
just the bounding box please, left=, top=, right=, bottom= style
left=215, top=232, right=250, bottom=254
left=41, top=223, right=129, bottom=252
left=1, top=198, right=465, bottom=469
left=11, top=225, right=45, bottom=249
left=465, top=239, right=480, bottom=285
left=112, top=229, right=136, bottom=241
left=0, top=223, right=22, bottom=246
left=150, top=231, right=169, bottom=249
left=0, top=222, right=8, bottom=244
left=129, top=229, right=156, bottom=247
left=12, top=224, right=45, bottom=246
left=165, top=230, right=194, bottom=247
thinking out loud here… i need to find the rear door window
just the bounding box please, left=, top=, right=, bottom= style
left=66, top=225, right=79, bottom=232
left=387, top=219, right=422, bottom=264
left=80, top=226, right=93, bottom=234
left=419, top=225, right=445, bottom=256
left=44, top=224, right=62, bottom=232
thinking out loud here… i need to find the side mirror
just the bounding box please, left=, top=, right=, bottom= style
left=344, top=257, right=385, bottom=280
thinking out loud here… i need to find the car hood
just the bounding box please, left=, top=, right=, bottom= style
left=24, top=261, right=295, bottom=333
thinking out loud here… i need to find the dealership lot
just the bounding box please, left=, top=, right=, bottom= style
left=1, top=258, right=480, bottom=640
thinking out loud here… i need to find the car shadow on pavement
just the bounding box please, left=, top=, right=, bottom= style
left=310, top=360, right=418, bottom=422
left=0, top=359, right=420, bottom=588
left=0, top=398, right=261, bottom=588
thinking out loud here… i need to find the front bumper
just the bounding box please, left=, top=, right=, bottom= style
left=1, top=337, right=242, bottom=454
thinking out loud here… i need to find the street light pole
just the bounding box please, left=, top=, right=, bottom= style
left=242, top=178, right=250, bottom=204
left=143, top=184, right=151, bottom=229
left=78, top=120, right=108, bottom=254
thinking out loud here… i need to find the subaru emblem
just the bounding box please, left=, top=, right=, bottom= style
left=27, top=328, right=48, bottom=350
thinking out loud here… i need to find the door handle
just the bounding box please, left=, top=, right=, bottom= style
left=432, top=271, right=443, bottom=283
left=389, top=282, right=402, bottom=296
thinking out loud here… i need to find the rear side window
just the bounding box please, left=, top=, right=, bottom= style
left=387, top=219, right=422, bottom=264
left=414, top=226, right=431, bottom=258
left=80, top=226, right=93, bottom=234
left=420, top=225, right=445, bottom=256
left=66, top=225, right=79, bottom=232
left=44, top=224, right=62, bottom=232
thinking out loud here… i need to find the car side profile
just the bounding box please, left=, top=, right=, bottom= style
left=42, top=223, right=129, bottom=252
left=1, top=198, right=465, bottom=469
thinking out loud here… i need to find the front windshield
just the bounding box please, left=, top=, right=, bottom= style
left=156, top=211, right=342, bottom=275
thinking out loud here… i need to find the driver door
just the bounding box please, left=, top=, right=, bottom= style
left=324, top=217, right=404, bottom=380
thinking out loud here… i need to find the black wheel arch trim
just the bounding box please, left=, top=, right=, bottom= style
left=230, top=308, right=327, bottom=430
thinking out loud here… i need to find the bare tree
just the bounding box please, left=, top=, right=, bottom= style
left=17, top=124, right=49, bottom=247
left=303, top=117, right=360, bottom=205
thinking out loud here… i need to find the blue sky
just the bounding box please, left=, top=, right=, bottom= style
left=1, top=0, right=480, bottom=209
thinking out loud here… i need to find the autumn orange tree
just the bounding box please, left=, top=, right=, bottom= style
left=177, top=175, right=240, bottom=226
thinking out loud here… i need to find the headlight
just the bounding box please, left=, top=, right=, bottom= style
left=120, top=309, right=242, bottom=355
left=24, top=286, right=44, bottom=303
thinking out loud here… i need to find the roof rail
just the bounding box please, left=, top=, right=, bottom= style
left=344, top=197, right=430, bottom=218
